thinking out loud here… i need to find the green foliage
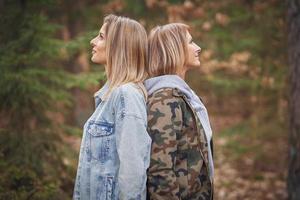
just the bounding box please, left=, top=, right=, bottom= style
left=0, top=1, right=96, bottom=199
left=219, top=115, right=287, bottom=162
left=0, top=129, right=71, bottom=200
left=60, top=125, right=83, bottom=137
left=168, top=0, right=185, bottom=4
left=204, top=75, right=260, bottom=95
left=0, top=2, right=71, bottom=125
left=205, top=3, right=263, bottom=59
left=70, top=71, right=105, bottom=90
left=195, top=0, right=286, bottom=111
left=124, top=0, right=147, bottom=16
left=210, top=26, right=261, bottom=59
left=64, top=30, right=98, bottom=56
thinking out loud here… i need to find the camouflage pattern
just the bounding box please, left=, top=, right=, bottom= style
left=147, top=88, right=213, bottom=200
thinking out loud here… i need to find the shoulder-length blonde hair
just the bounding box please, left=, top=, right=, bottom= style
left=147, top=23, right=189, bottom=77
left=103, top=14, right=148, bottom=95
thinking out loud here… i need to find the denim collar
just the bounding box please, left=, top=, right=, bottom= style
left=94, top=81, right=109, bottom=107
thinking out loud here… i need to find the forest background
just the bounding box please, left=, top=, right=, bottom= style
left=0, top=0, right=289, bottom=199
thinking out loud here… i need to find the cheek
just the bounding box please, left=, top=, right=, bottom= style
left=96, top=43, right=106, bottom=60
left=96, top=42, right=106, bottom=53
left=188, top=47, right=195, bottom=62
left=186, top=46, right=200, bottom=67
left=92, top=41, right=106, bottom=64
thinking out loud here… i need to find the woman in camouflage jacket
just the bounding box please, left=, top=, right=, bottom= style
left=144, top=23, right=214, bottom=200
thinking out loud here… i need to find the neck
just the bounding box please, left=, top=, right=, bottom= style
left=104, top=65, right=109, bottom=78
left=177, top=69, right=186, bottom=80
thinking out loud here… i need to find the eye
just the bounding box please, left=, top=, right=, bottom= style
left=98, top=33, right=104, bottom=40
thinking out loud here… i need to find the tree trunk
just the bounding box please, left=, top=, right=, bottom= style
left=288, top=0, right=300, bottom=199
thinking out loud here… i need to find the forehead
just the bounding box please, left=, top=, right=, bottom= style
left=186, top=31, right=192, bottom=40
left=99, top=23, right=107, bottom=34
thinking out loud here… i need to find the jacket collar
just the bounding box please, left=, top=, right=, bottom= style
left=94, top=81, right=109, bottom=107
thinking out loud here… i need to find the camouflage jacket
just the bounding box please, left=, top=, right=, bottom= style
left=147, top=88, right=213, bottom=200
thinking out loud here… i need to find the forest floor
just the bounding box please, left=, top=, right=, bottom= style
left=211, top=114, right=288, bottom=200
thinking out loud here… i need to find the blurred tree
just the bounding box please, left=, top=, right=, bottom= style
left=0, top=0, right=76, bottom=199
left=287, top=0, right=300, bottom=199
left=50, top=0, right=106, bottom=127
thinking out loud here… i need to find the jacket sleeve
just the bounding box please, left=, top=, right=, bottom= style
left=147, top=95, right=183, bottom=200
left=114, top=87, right=152, bottom=200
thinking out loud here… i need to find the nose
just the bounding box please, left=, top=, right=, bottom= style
left=193, top=42, right=201, bottom=54
left=196, top=46, right=201, bottom=55
left=90, top=37, right=96, bottom=47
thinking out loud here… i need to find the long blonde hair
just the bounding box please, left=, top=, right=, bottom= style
left=147, top=23, right=189, bottom=77
left=103, top=14, right=148, bottom=96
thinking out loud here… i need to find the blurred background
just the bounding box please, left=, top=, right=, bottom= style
left=0, top=0, right=289, bottom=199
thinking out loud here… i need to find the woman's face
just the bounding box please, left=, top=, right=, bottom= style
left=185, top=31, right=201, bottom=69
left=90, top=23, right=107, bottom=64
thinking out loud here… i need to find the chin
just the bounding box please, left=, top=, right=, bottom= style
left=91, top=53, right=106, bottom=64
left=192, top=62, right=201, bottom=68
left=91, top=55, right=96, bottom=62
left=91, top=57, right=101, bottom=64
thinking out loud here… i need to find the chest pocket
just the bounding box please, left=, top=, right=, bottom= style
left=86, top=120, right=115, bottom=162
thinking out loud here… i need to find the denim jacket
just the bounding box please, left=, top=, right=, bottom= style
left=73, top=82, right=152, bottom=200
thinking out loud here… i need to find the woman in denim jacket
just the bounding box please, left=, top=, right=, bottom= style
left=73, top=14, right=151, bottom=200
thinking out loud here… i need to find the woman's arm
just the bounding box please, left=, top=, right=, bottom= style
left=147, top=92, right=183, bottom=200
left=114, top=85, right=151, bottom=200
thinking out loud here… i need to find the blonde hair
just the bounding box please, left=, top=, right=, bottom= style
left=148, top=23, right=189, bottom=77
left=103, top=14, right=148, bottom=96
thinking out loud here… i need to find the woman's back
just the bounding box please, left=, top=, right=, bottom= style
left=147, top=87, right=212, bottom=200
